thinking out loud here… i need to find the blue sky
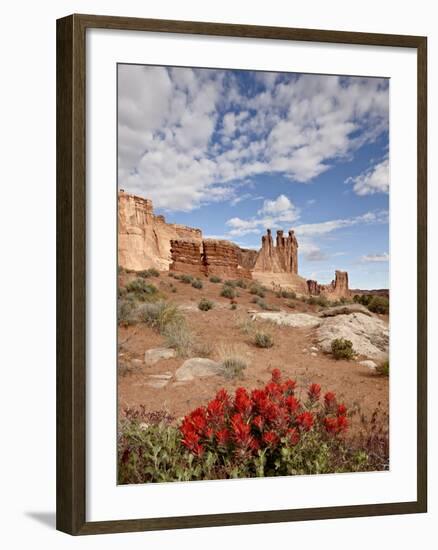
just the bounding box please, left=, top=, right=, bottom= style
left=118, top=65, right=389, bottom=289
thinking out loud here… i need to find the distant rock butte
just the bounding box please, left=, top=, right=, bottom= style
left=118, top=191, right=350, bottom=296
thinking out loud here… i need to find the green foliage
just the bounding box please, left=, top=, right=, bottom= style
left=126, top=278, right=159, bottom=301
left=223, top=279, right=238, bottom=288
left=221, top=357, right=248, bottom=379
left=220, top=285, right=236, bottom=299
left=316, top=295, right=329, bottom=307
left=235, top=279, right=248, bottom=289
left=331, top=338, right=354, bottom=360
left=254, top=297, right=279, bottom=311
left=191, top=278, right=203, bottom=289
left=368, top=296, right=389, bottom=314
left=375, top=360, right=389, bottom=376
left=138, top=268, right=160, bottom=278
left=230, top=303, right=237, bottom=310
left=138, top=301, right=183, bottom=333
left=198, top=298, right=214, bottom=311
left=179, top=274, right=194, bottom=284
left=163, top=322, right=194, bottom=358
left=307, top=296, right=318, bottom=305
left=209, top=275, right=222, bottom=283
left=254, top=331, right=274, bottom=348
left=276, top=289, right=296, bottom=299
left=118, top=298, right=137, bottom=325
left=249, top=284, right=266, bottom=298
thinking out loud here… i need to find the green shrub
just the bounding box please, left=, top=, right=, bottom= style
left=254, top=331, right=274, bottom=348
left=331, top=338, right=354, bottom=360
left=375, top=360, right=389, bottom=376
left=209, top=275, right=222, bottom=283
left=163, top=322, right=194, bottom=357
left=230, top=303, right=237, bottom=310
left=126, top=278, right=159, bottom=301
left=316, top=295, right=329, bottom=307
left=353, top=294, right=372, bottom=306
left=179, top=274, right=194, bottom=284
left=249, top=284, right=266, bottom=298
left=138, top=301, right=183, bottom=333
left=368, top=296, right=389, bottom=314
left=223, top=279, right=238, bottom=288
left=118, top=298, right=137, bottom=325
left=220, top=285, right=236, bottom=299
left=222, top=357, right=247, bottom=379
left=198, top=298, right=214, bottom=311
left=138, top=268, right=160, bottom=278
left=254, top=297, right=279, bottom=311
left=276, top=289, right=296, bottom=299
left=235, top=279, right=248, bottom=289
left=307, top=296, right=318, bottom=305
left=191, top=278, right=203, bottom=289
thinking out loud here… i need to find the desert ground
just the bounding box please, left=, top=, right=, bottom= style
left=118, top=270, right=389, bottom=430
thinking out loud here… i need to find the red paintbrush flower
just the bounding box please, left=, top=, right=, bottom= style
left=234, top=387, right=252, bottom=415
left=263, top=431, right=279, bottom=447
left=216, top=428, right=230, bottom=446
left=323, top=416, right=338, bottom=434
left=253, top=415, right=264, bottom=431
left=324, top=391, right=336, bottom=407
left=287, top=427, right=300, bottom=446
left=307, top=383, right=321, bottom=401
left=296, top=411, right=314, bottom=431
left=336, top=415, right=349, bottom=432
left=271, top=368, right=282, bottom=382
left=285, top=395, right=300, bottom=413
left=337, top=403, right=347, bottom=416
left=282, top=379, right=297, bottom=395
left=231, top=413, right=251, bottom=445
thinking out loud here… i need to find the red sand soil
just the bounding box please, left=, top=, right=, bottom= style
left=118, top=272, right=389, bottom=425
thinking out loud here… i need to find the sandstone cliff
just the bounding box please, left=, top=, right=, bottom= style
left=118, top=191, right=202, bottom=271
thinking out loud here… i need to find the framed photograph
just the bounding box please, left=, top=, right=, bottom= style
left=56, top=14, right=427, bottom=535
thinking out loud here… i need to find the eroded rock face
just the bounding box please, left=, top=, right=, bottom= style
left=118, top=191, right=202, bottom=271
left=316, top=312, right=389, bottom=360
left=253, top=229, right=298, bottom=274
left=307, top=270, right=350, bottom=299
left=202, top=239, right=252, bottom=279
left=170, top=240, right=202, bottom=275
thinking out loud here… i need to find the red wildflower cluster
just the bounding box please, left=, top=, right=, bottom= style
left=180, top=370, right=349, bottom=458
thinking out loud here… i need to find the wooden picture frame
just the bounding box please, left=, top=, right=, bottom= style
left=57, top=13, right=427, bottom=535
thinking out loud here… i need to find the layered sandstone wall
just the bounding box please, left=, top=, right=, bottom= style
left=202, top=240, right=252, bottom=279
left=118, top=191, right=202, bottom=271
left=169, top=240, right=202, bottom=274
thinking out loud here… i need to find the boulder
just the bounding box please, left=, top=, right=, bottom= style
left=252, top=312, right=321, bottom=328
left=175, top=358, right=223, bottom=381
left=316, top=312, right=389, bottom=360
left=359, top=360, right=378, bottom=370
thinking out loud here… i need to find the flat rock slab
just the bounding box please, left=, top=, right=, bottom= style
left=175, top=358, right=223, bottom=381
left=316, top=312, right=389, bottom=361
left=145, top=378, right=169, bottom=389
left=144, top=347, right=176, bottom=366
left=319, top=304, right=372, bottom=318
left=359, top=360, right=378, bottom=370
left=252, top=312, right=320, bottom=328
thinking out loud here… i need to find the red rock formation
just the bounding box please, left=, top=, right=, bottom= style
left=307, top=280, right=321, bottom=295
left=253, top=229, right=298, bottom=274
left=309, top=270, right=350, bottom=299
left=118, top=191, right=202, bottom=271
left=235, top=247, right=258, bottom=270
left=202, top=240, right=252, bottom=279
left=169, top=240, right=202, bottom=274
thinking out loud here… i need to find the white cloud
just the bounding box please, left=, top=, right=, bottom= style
left=361, top=252, right=389, bottom=262
left=295, top=210, right=388, bottom=237
left=226, top=194, right=300, bottom=236
left=118, top=66, right=389, bottom=211
left=347, top=157, right=389, bottom=196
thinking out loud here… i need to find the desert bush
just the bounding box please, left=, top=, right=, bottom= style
left=193, top=341, right=214, bottom=358
left=118, top=371, right=389, bottom=483
left=375, top=360, right=389, bottom=376
left=118, top=286, right=127, bottom=298
left=316, top=295, right=329, bottom=307
left=368, top=296, right=389, bottom=314
left=198, top=298, right=214, bottom=311
left=230, top=303, right=237, bottom=310
left=191, top=278, right=203, bottom=289
left=235, top=279, right=248, bottom=289
left=126, top=278, right=159, bottom=301
left=331, top=338, right=354, bottom=360
left=118, top=298, right=137, bottom=325
left=209, top=275, right=222, bottom=283
left=218, top=344, right=249, bottom=379
left=276, top=289, right=296, bottom=299
left=179, top=274, right=194, bottom=284
left=249, top=284, right=266, bottom=298
left=221, top=285, right=236, bottom=299
left=138, top=301, right=183, bottom=333
left=254, top=331, right=274, bottom=348
left=223, top=279, right=238, bottom=288
left=163, top=322, right=194, bottom=357
left=306, top=296, right=318, bottom=305
left=254, top=297, right=279, bottom=311
left=286, top=300, right=296, bottom=309
left=138, top=268, right=160, bottom=278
